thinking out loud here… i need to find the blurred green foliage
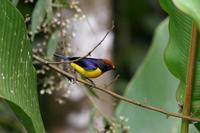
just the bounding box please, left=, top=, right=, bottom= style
left=116, top=18, right=182, bottom=133
left=116, top=0, right=200, bottom=132
left=113, top=0, right=166, bottom=94
left=0, top=101, right=25, bottom=133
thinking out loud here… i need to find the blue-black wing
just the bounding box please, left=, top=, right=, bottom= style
left=74, top=58, right=101, bottom=71
left=54, top=54, right=101, bottom=71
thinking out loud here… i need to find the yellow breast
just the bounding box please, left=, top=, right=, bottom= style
left=70, top=63, right=102, bottom=78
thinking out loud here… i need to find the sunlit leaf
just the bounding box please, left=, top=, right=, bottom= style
left=173, top=0, right=200, bottom=30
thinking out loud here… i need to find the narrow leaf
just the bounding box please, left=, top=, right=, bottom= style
left=47, top=30, right=60, bottom=59
left=44, top=0, right=53, bottom=25
left=31, top=0, right=47, bottom=38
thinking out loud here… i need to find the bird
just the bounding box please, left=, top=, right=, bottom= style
left=54, top=53, right=115, bottom=78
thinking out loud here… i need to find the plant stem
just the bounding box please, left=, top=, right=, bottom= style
left=181, top=23, right=197, bottom=133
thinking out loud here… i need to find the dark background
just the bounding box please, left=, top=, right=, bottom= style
left=113, top=0, right=166, bottom=94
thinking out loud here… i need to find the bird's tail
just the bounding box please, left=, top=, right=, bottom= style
left=54, top=53, right=69, bottom=61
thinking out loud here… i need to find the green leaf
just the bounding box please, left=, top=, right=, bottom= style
left=44, top=0, right=53, bottom=26
left=31, top=0, right=48, bottom=39
left=47, top=30, right=60, bottom=59
left=0, top=102, right=24, bottom=132
left=0, top=0, right=45, bottom=133
left=11, top=0, right=19, bottom=6
left=173, top=0, right=200, bottom=30
left=160, top=0, right=200, bottom=119
left=115, top=19, right=181, bottom=133
left=55, top=0, right=69, bottom=7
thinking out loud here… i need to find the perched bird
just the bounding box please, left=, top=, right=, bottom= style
left=54, top=53, right=115, bottom=78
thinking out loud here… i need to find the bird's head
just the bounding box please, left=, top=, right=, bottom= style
left=101, top=59, right=115, bottom=72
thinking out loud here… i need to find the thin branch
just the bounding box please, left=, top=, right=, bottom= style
left=86, top=26, right=113, bottom=56
left=181, top=24, right=197, bottom=133
left=47, top=26, right=114, bottom=64
left=33, top=54, right=200, bottom=122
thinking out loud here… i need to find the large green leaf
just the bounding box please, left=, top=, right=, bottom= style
left=173, top=0, right=200, bottom=30
left=160, top=0, right=200, bottom=119
left=0, top=0, right=45, bottom=133
left=115, top=19, right=181, bottom=133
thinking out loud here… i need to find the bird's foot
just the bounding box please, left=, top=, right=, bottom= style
left=86, top=78, right=95, bottom=88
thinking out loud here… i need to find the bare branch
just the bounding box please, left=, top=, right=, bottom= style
left=33, top=54, right=200, bottom=122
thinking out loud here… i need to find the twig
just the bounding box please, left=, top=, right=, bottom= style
left=47, top=26, right=114, bottom=64
left=86, top=26, right=113, bottom=56
left=32, top=54, right=200, bottom=122
left=181, top=23, right=197, bottom=133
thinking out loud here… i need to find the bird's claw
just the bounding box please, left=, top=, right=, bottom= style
left=86, top=78, right=95, bottom=88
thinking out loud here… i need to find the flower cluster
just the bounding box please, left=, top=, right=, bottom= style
left=105, top=116, right=130, bottom=133
left=29, top=0, right=86, bottom=103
